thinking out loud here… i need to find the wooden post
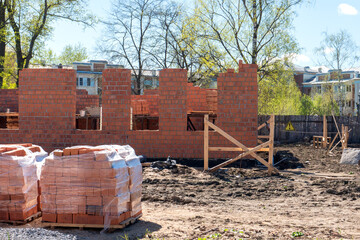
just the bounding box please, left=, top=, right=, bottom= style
left=322, top=115, right=327, bottom=148
left=344, top=126, right=349, bottom=149
left=268, top=115, right=275, bottom=174
left=341, top=124, right=345, bottom=150
left=204, top=114, right=209, bottom=171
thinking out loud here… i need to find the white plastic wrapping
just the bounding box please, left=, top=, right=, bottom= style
left=40, top=145, right=142, bottom=229
left=0, top=144, right=47, bottom=221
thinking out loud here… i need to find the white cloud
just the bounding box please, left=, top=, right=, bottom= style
left=338, top=3, right=358, bottom=15
left=288, top=53, right=311, bottom=64
left=324, top=47, right=334, bottom=54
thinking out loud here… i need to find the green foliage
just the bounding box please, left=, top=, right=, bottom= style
left=258, top=61, right=302, bottom=115
left=0, top=51, right=17, bottom=89
left=32, top=43, right=88, bottom=66
left=32, top=48, right=58, bottom=66
left=58, top=43, right=88, bottom=65
left=312, top=93, right=339, bottom=116
left=299, top=94, right=314, bottom=115
left=194, top=0, right=302, bottom=80
left=291, top=231, right=304, bottom=237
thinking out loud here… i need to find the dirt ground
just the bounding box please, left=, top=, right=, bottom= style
left=1, top=143, right=359, bottom=240
left=134, top=143, right=360, bottom=240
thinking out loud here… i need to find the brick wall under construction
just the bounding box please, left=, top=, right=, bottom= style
left=0, top=62, right=258, bottom=159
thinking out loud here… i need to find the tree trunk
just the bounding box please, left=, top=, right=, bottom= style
left=251, top=0, right=258, bottom=65
left=0, top=1, right=6, bottom=88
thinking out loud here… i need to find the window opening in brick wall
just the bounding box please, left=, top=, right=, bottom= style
left=131, top=114, right=159, bottom=131
left=76, top=107, right=101, bottom=130
left=187, top=112, right=216, bottom=131
left=0, top=111, right=19, bottom=129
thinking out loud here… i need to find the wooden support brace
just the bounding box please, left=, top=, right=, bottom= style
left=207, top=121, right=278, bottom=174
left=204, top=114, right=209, bottom=171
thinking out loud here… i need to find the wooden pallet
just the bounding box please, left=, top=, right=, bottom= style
left=42, top=214, right=142, bottom=231
left=0, top=212, right=42, bottom=225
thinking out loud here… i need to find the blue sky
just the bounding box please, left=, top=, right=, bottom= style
left=47, top=0, right=360, bottom=68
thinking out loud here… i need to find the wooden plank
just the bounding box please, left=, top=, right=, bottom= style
left=341, top=124, right=345, bottom=150
left=258, top=136, right=270, bottom=139
left=209, top=141, right=271, bottom=172
left=0, top=212, right=41, bottom=225
left=343, top=126, right=349, bottom=149
left=208, top=147, right=270, bottom=152
left=207, top=121, right=249, bottom=150
left=322, top=115, right=328, bottom=148
left=327, top=132, right=339, bottom=154
left=207, top=121, right=278, bottom=173
left=257, top=120, right=270, bottom=130
left=332, top=113, right=341, bottom=136
left=43, top=214, right=142, bottom=230
left=268, top=115, right=275, bottom=174
left=204, top=114, right=209, bottom=171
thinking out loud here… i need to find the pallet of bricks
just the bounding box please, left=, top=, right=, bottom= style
left=0, top=144, right=47, bottom=223
left=40, top=144, right=142, bottom=229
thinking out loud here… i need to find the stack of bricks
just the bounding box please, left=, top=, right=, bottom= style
left=112, top=145, right=142, bottom=218
left=41, top=145, right=142, bottom=226
left=0, top=144, right=43, bottom=221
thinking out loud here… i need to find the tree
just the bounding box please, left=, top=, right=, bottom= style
left=314, top=30, right=360, bottom=115
left=312, top=93, right=339, bottom=116
left=258, top=61, right=302, bottom=115
left=58, top=43, right=88, bottom=65
left=194, top=0, right=302, bottom=80
left=100, top=0, right=164, bottom=95
left=32, top=43, right=88, bottom=66
left=149, top=2, right=227, bottom=86
left=0, top=49, right=17, bottom=88
left=2, top=0, right=95, bottom=87
left=299, top=94, right=314, bottom=115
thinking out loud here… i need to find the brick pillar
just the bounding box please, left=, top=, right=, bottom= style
left=159, top=69, right=187, bottom=132
left=102, top=69, right=131, bottom=131
left=19, top=69, right=76, bottom=131
left=217, top=61, right=258, bottom=147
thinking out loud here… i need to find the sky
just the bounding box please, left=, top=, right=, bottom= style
left=46, top=0, right=360, bottom=69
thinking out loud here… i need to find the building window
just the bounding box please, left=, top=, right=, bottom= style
left=87, top=78, right=91, bottom=86
left=346, top=100, right=351, bottom=107
left=79, top=78, right=83, bottom=86
left=346, top=85, right=352, bottom=92
left=316, top=86, right=321, bottom=93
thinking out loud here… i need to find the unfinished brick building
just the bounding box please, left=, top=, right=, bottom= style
left=0, top=61, right=258, bottom=159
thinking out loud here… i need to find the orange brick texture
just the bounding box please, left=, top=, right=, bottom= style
left=0, top=144, right=42, bottom=221
left=76, top=89, right=100, bottom=113
left=0, top=89, right=18, bottom=112
left=0, top=89, right=99, bottom=115
left=40, top=146, right=142, bottom=225
left=0, top=62, right=258, bottom=159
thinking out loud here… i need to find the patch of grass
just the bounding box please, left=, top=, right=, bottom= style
left=291, top=231, right=304, bottom=238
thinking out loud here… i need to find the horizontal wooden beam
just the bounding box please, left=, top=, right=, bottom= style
left=258, top=136, right=270, bottom=139
left=209, top=147, right=270, bottom=152
left=209, top=141, right=272, bottom=172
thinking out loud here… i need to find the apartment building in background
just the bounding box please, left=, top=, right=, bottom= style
left=303, top=70, right=360, bottom=115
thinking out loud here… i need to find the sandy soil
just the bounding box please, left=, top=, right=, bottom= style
left=132, top=143, right=360, bottom=240
left=1, top=143, right=359, bottom=240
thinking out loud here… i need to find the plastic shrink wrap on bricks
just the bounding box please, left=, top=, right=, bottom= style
left=111, top=145, right=142, bottom=218
left=40, top=145, right=142, bottom=229
left=0, top=144, right=47, bottom=221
